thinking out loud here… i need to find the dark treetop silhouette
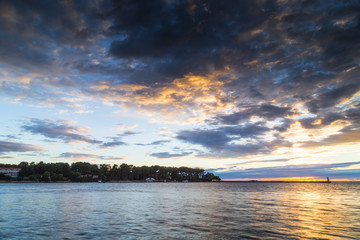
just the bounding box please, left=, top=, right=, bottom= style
left=0, top=162, right=220, bottom=182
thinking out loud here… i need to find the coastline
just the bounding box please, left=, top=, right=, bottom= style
left=2, top=180, right=359, bottom=183
left=0, top=180, right=216, bottom=183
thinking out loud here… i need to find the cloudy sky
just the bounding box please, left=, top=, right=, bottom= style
left=0, top=0, right=359, bottom=180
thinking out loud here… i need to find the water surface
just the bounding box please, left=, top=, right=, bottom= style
left=1, top=182, right=359, bottom=239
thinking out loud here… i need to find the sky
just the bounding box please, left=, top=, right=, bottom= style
left=0, top=0, right=359, bottom=180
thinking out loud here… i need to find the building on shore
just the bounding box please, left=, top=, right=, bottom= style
left=146, top=177, right=155, bottom=182
left=0, top=168, right=21, bottom=178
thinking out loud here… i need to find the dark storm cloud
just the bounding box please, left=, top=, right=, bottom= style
left=176, top=123, right=291, bottom=157
left=0, top=140, right=41, bottom=154
left=21, top=118, right=140, bottom=148
left=306, top=84, right=360, bottom=113
left=0, top=0, right=358, bottom=84
left=345, top=106, right=360, bottom=121
left=214, top=104, right=293, bottom=125
left=150, top=151, right=192, bottom=159
left=217, top=161, right=360, bottom=180
left=0, top=0, right=107, bottom=72
left=0, top=36, right=54, bottom=69
left=277, top=1, right=360, bottom=74
left=104, top=0, right=360, bottom=91
left=106, top=0, right=279, bottom=79
left=0, top=0, right=358, bottom=102
left=22, top=119, right=102, bottom=144
left=177, top=129, right=231, bottom=149
left=177, top=123, right=269, bottom=149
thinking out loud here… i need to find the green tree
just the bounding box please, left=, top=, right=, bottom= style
left=41, top=171, right=51, bottom=182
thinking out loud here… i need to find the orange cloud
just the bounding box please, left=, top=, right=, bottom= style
left=301, top=129, right=360, bottom=148
left=92, top=73, right=233, bottom=123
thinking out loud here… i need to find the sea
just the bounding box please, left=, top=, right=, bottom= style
left=0, top=182, right=359, bottom=239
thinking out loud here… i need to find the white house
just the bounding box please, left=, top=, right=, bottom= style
left=0, top=168, right=21, bottom=178
left=145, top=177, right=155, bottom=182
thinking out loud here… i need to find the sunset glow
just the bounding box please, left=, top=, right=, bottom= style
left=223, top=177, right=355, bottom=182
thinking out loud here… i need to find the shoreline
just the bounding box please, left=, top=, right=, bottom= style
left=1, top=180, right=358, bottom=183
left=0, top=180, right=215, bottom=183
left=224, top=180, right=333, bottom=183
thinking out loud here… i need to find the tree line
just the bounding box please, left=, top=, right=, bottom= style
left=0, top=162, right=221, bottom=182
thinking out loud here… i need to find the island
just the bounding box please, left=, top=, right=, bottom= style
left=0, top=162, right=221, bottom=182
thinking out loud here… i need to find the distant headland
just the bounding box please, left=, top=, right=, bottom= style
left=0, top=162, right=221, bottom=183
left=225, top=180, right=332, bottom=183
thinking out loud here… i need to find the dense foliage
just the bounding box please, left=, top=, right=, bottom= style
left=0, top=162, right=220, bottom=182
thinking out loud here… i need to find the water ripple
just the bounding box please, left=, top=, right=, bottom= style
left=0, top=182, right=360, bottom=239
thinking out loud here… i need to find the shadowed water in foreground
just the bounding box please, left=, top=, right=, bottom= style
left=1, top=182, right=359, bottom=239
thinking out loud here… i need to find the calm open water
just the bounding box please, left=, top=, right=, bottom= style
left=0, top=182, right=359, bottom=240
